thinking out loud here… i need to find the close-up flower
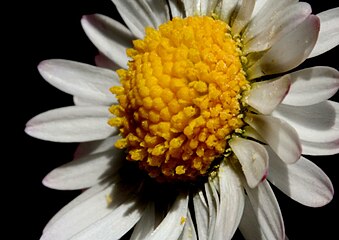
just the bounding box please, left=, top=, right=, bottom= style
left=26, top=0, right=339, bottom=239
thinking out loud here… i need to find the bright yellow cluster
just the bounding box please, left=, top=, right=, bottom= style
left=109, top=16, right=249, bottom=181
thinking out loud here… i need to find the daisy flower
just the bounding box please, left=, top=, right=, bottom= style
left=27, top=0, right=339, bottom=239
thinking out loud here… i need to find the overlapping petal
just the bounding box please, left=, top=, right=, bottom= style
left=247, top=14, right=320, bottom=79
left=229, top=136, right=269, bottom=188
left=272, top=101, right=339, bottom=143
left=41, top=179, right=143, bottom=240
left=309, top=7, right=339, bottom=58
left=147, top=193, right=189, bottom=240
left=213, top=163, right=245, bottom=240
left=282, top=67, right=339, bottom=106
left=244, top=180, right=285, bottom=240
left=43, top=148, right=123, bottom=190
left=267, top=149, right=334, bottom=207
left=245, top=113, right=302, bottom=164
left=111, top=0, right=170, bottom=38
left=245, top=75, right=291, bottom=114
left=81, top=14, right=134, bottom=68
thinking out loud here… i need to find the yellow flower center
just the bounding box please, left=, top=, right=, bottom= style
left=109, top=16, right=249, bottom=182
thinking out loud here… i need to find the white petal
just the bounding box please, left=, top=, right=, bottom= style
left=229, top=136, right=268, bottom=188
left=168, top=0, right=184, bottom=18
left=309, top=7, right=339, bottom=58
left=242, top=125, right=266, bottom=143
left=193, top=191, right=208, bottom=240
left=267, top=150, right=334, bottom=207
left=179, top=211, right=197, bottom=240
left=215, top=0, right=239, bottom=23
left=231, top=0, right=255, bottom=35
left=70, top=196, right=146, bottom=240
left=130, top=202, right=156, bottom=240
left=95, top=53, right=120, bottom=71
left=239, top=197, right=269, bottom=240
left=244, top=2, right=311, bottom=54
left=74, top=136, right=119, bottom=158
left=245, top=75, right=291, bottom=114
left=25, top=106, right=117, bottom=142
left=213, top=163, right=245, bottom=240
left=245, top=113, right=301, bottom=164
left=247, top=15, right=320, bottom=80
left=244, top=180, right=285, bottom=240
left=252, top=5, right=312, bottom=56
left=81, top=14, right=133, bottom=68
left=301, top=139, right=339, bottom=156
left=38, top=59, right=117, bottom=105
left=73, top=95, right=116, bottom=106
left=41, top=179, right=140, bottom=240
left=272, top=101, right=339, bottom=143
left=206, top=179, right=219, bottom=240
left=200, top=0, right=219, bottom=16
left=251, top=0, right=268, bottom=19
left=111, top=0, right=170, bottom=38
left=282, top=66, right=339, bottom=106
left=43, top=182, right=111, bottom=234
left=243, top=0, right=298, bottom=42
left=181, top=0, right=201, bottom=16
left=43, top=149, right=123, bottom=190
left=148, top=193, right=189, bottom=240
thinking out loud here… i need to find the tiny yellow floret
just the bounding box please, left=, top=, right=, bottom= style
left=109, top=16, right=249, bottom=181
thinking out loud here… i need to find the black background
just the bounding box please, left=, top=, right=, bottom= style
left=16, top=0, right=339, bottom=239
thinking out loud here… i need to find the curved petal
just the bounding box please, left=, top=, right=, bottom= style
left=38, top=59, right=117, bottom=105
left=243, top=2, right=311, bottom=54
left=111, top=0, right=170, bottom=39
left=231, top=0, right=255, bottom=35
left=181, top=0, right=200, bottom=17
left=282, top=66, right=339, bottom=106
left=168, top=0, right=184, bottom=18
left=244, top=180, right=285, bottom=240
left=251, top=0, right=268, bottom=18
left=272, top=101, right=339, bottom=143
left=179, top=211, right=198, bottom=240
left=200, top=0, right=220, bottom=16
left=193, top=190, right=208, bottom=240
left=213, top=162, right=245, bottom=240
left=245, top=113, right=302, bottom=164
left=43, top=149, right=124, bottom=190
left=204, top=180, right=219, bottom=240
left=309, top=7, right=339, bottom=58
left=81, top=14, right=133, bottom=68
left=215, top=0, right=239, bottom=23
left=245, top=75, right=291, bottom=114
left=243, top=125, right=266, bottom=143
left=147, top=193, right=189, bottom=240
left=25, top=106, right=117, bottom=142
left=247, top=15, right=320, bottom=80
left=229, top=136, right=269, bottom=188
left=267, top=150, right=334, bottom=207
left=239, top=197, right=268, bottom=240
left=43, top=182, right=111, bottom=234
left=301, top=139, right=339, bottom=156
left=130, top=202, right=156, bottom=240
left=243, top=0, right=298, bottom=42
left=41, top=179, right=140, bottom=240
left=70, top=195, right=146, bottom=240
left=74, top=136, right=119, bottom=158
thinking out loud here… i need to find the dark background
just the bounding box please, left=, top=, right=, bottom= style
left=17, top=0, right=338, bottom=239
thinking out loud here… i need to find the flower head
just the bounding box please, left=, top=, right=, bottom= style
left=27, top=0, right=339, bottom=239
